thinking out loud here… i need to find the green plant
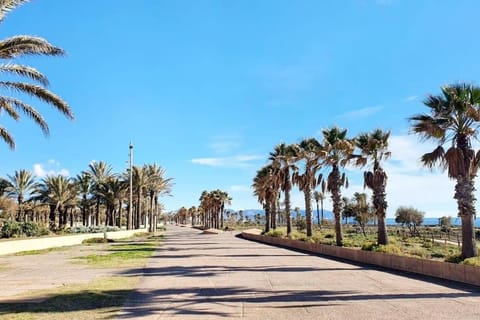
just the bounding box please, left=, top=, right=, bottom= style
left=266, top=229, right=285, bottom=237
left=1, top=220, right=22, bottom=238
left=374, top=244, right=403, bottom=255
left=21, top=221, right=39, bottom=237
left=361, top=242, right=375, bottom=251
left=445, top=253, right=463, bottom=264
left=461, top=257, right=480, bottom=267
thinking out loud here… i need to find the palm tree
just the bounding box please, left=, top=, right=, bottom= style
left=313, top=191, right=326, bottom=227
left=86, top=161, right=113, bottom=226
left=35, top=175, right=77, bottom=229
left=253, top=165, right=277, bottom=233
left=354, top=129, right=391, bottom=245
left=73, top=172, right=92, bottom=226
left=321, top=127, right=355, bottom=247
left=0, top=0, right=73, bottom=149
left=145, top=164, right=173, bottom=232
left=410, top=83, right=480, bottom=258
left=5, top=169, right=37, bottom=221
left=292, top=138, right=322, bottom=237
left=269, top=143, right=298, bottom=235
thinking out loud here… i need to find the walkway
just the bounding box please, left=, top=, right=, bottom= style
left=118, top=225, right=480, bottom=319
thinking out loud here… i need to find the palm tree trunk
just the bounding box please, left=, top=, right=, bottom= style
left=95, top=199, right=100, bottom=226
left=455, top=176, right=478, bottom=258
left=331, top=166, right=343, bottom=246
left=320, top=199, right=324, bottom=226
left=271, top=197, right=277, bottom=230
left=316, top=200, right=320, bottom=226
left=149, top=193, right=154, bottom=233
left=304, top=186, right=313, bottom=237
left=264, top=204, right=271, bottom=233
left=374, top=181, right=389, bottom=245
left=285, top=184, right=292, bottom=235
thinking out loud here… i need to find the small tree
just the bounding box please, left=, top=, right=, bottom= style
left=395, top=206, right=424, bottom=236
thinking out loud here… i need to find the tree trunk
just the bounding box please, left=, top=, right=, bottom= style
left=149, top=193, right=154, bottom=233
left=49, top=205, right=56, bottom=230
left=304, top=186, right=313, bottom=237
left=271, top=197, right=277, bottom=230
left=320, top=199, right=324, bottom=227
left=285, top=183, right=292, bottom=235
left=455, top=176, right=478, bottom=258
left=316, top=200, right=320, bottom=226
left=95, top=199, right=100, bottom=226
left=264, top=204, right=271, bottom=233
left=331, top=166, right=343, bottom=246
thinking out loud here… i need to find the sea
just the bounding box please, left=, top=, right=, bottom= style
left=240, top=209, right=480, bottom=227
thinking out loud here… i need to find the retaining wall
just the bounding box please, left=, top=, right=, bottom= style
left=0, top=229, right=148, bottom=256
left=241, top=231, right=480, bottom=287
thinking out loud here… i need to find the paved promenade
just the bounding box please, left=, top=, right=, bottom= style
left=119, top=225, right=480, bottom=319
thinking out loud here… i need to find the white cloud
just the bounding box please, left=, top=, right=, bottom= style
left=404, top=95, right=418, bottom=102
left=33, top=160, right=70, bottom=178
left=190, top=155, right=263, bottom=168
left=337, top=106, right=383, bottom=120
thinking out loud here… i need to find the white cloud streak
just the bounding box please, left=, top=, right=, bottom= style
left=190, top=155, right=263, bottom=168
left=337, top=106, right=383, bottom=120
left=33, top=160, right=70, bottom=178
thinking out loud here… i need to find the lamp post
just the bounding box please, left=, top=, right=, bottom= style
left=128, top=142, right=133, bottom=230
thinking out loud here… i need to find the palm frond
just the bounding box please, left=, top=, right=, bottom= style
left=0, top=0, right=28, bottom=23
left=0, top=64, right=48, bottom=85
left=0, top=81, right=73, bottom=119
left=1, top=97, right=49, bottom=134
left=0, top=35, right=64, bottom=59
left=421, top=145, right=445, bottom=169
left=0, top=125, right=14, bottom=149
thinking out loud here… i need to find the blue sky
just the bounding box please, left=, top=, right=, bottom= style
left=1, top=0, right=480, bottom=217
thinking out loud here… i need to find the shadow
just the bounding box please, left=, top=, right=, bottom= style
left=116, top=285, right=480, bottom=319
left=119, top=265, right=364, bottom=278
left=0, top=289, right=133, bottom=316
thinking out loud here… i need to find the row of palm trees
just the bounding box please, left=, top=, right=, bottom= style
left=1, top=161, right=173, bottom=231
left=174, top=190, right=232, bottom=229
left=254, top=83, right=480, bottom=259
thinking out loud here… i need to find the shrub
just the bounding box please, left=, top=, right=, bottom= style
left=295, top=218, right=306, bottom=231
left=445, top=253, right=463, bottom=264
left=374, top=244, right=403, bottom=255
left=461, top=257, right=480, bottom=267
left=409, top=247, right=427, bottom=258
left=21, top=221, right=39, bottom=237
left=266, top=229, right=285, bottom=237
left=324, top=233, right=334, bottom=239
left=361, top=242, right=375, bottom=251
left=1, top=220, right=22, bottom=238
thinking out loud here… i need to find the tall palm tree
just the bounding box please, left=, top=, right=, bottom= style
left=5, top=169, right=37, bottom=221
left=253, top=165, right=277, bottom=233
left=269, top=143, right=298, bottom=235
left=321, top=127, right=355, bottom=247
left=0, top=0, right=73, bottom=149
left=313, top=191, right=326, bottom=227
left=132, top=165, right=149, bottom=229
left=292, top=138, right=322, bottom=237
left=354, top=129, right=391, bottom=245
left=73, top=172, right=92, bottom=226
left=145, top=164, right=173, bottom=232
left=410, top=83, right=480, bottom=258
left=86, top=161, right=113, bottom=226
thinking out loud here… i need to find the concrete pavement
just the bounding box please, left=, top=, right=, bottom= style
left=118, top=225, right=480, bottom=319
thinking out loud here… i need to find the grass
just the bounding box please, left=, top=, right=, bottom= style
left=0, top=276, right=138, bottom=320
left=264, top=226, right=465, bottom=262
left=14, top=247, right=69, bottom=256
left=73, top=236, right=160, bottom=268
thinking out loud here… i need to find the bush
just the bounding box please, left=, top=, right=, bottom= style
left=295, top=218, right=306, bottom=231
left=374, top=244, right=403, bottom=255
left=21, top=221, right=39, bottom=237
left=1, top=220, right=22, bottom=238
left=445, top=253, right=463, bottom=264
left=266, top=229, right=285, bottom=237
left=461, top=257, right=480, bottom=267
left=409, top=247, right=427, bottom=258
left=361, top=242, right=375, bottom=251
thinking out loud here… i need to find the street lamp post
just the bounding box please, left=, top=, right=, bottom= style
left=128, top=142, right=133, bottom=230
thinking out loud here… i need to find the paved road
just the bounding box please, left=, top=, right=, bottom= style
left=118, top=225, right=480, bottom=319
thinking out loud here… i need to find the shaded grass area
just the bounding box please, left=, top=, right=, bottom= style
left=0, top=276, right=138, bottom=320
left=14, top=247, right=69, bottom=256
left=73, top=234, right=162, bottom=268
